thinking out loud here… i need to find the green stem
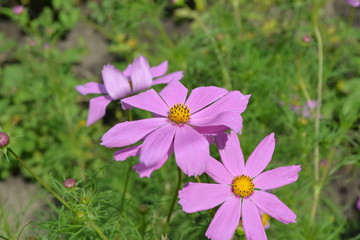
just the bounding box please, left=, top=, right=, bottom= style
left=8, top=148, right=109, bottom=240
left=8, top=148, right=72, bottom=210
left=120, top=110, right=133, bottom=212
left=162, top=167, right=182, bottom=237
left=310, top=0, right=324, bottom=223
left=87, top=220, right=109, bottom=240
left=120, top=157, right=133, bottom=211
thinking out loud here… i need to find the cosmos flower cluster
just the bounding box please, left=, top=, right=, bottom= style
left=76, top=56, right=300, bottom=240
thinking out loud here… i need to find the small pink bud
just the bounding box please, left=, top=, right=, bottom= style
left=302, top=36, right=311, bottom=43
left=357, top=198, right=360, bottom=211
left=0, top=132, right=9, bottom=147
left=63, top=178, right=76, bottom=188
left=12, top=5, right=24, bottom=15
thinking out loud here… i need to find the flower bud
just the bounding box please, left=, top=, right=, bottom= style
left=12, top=5, right=24, bottom=15
left=63, top=178, right=76, bottom=188
left=0, top=132, right=9, bottom=147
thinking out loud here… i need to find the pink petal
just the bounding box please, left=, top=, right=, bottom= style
left=190, top=111, right=243, bottom=134
left=215, top=131, right=244, bottom=176
left=191, top=91, right=250, bottom=119
left=114, top=145, right=142, bottom=161
left=121, top=89, right=169, bottom=117
left=101, top=118, right=168, bottom=148
left=150, top=61, right=168, bottom=78
left=75, top=82, right=107, bottom=95
left=159, top=80, right=188, bottom=107
left=251, top=191, right=296, bottom=224
left=345, top=0, right=360, bottom=7
left=140, top=124, right=176, bottom=167
left=179, top=182, right=232, bottom=213
left=86, top=95, right=112, bottom=126
left=130, top=56, right=153, bottom=92
left=185, top=86, right=228, bottom=114
left=242, top=198, right=267, bottom=240
left=205, top=195, right=241, bottom=240
left=102, top=64, right=131, bottom=100
left=253, top=165, right=301, bottom=190
left=123, top=63, right=132, bottom=77
left=152, top=71, right=183, bottom=85
left=244, top=133, right=275, bottom=178
left=133, top=145, right=172, bottom=178
left=206, top=156, right=233, bottom=184
left=174, top=125, right=209, bottom=176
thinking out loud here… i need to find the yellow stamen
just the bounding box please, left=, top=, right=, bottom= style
left=232, top=175, right=254, bottom=198
left=168, top=103, right=190, bottom=124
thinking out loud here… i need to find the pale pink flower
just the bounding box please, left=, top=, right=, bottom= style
left=12, top=5, right=24, bottom=15
left=76, top=56, right=183, bottom=126
left=63, top=178, right=76, bottom=188
left=179, top=131, right=300, bottom=240
left=345, top=0, right=360, bottom=7
left=101, top=81, right=250, bottom=177
left=302, top=36, right=311, bottom=43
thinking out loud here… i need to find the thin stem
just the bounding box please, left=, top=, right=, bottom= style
left=120, top=157, right=133, bottom=211
left=310, top=0, right=324, bottom=223
left=87, top=220, right=110, bottom=240
left=120, top=110, right=133, bottom=212
left=8, top=148, right=109, bottom=240
left=162, top=167, right=182, bottom=237
left=8, top=148, right=72, bottom=210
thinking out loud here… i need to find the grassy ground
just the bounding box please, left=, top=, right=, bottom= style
left=0, top=0, right=359, bottom=239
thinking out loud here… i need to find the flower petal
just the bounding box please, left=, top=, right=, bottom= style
left=123, top=63, right=132, bottom=77
left=130, top=56, right=153, bottom=92
left=140, top=124, right=176, bottom=167
left=206, top=156, right=233, bottom=184
left=215, top=131, right=244, bottom=176
left=152, top=71, right=183, bottom=85
left=242, top=198, right=267, bottom=240
left=133, top=145, right=172, bottom=178
left=251, top=191, right=296, bottom=224
left=114, top=145, right=142, bottom=161
left=86, top=95, right=112, bottom=126
left=190, top=111, right=243, bottom=134
left=159, top=80, right=188, bottom=107
left=179, top=182, right=232, bottom=213
left=185, top=86, right=228, bottom=114
left=253, top=165, right=301, bottom=190
left=121, top=89, right=169, bottom=116
left=101, top=118, right=168, bottom=148
left=244, top=133, right=275, bottom=178
left=205, top=195, right=241, bottom=240
left=150, top=60, right=168, bottom=78
left=75, top=82, right=107, bottom=95
left=191, top=91, right=250, bottom=119
left=102, top=64, right=131, bottom=100
left=174, top=125, right=209, bottom=176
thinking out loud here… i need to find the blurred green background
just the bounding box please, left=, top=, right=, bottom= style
left=0, top=0, right=359, bottom=239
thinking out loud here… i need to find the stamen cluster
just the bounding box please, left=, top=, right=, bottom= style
left=232, top=175, right=254, bottom=198
left=168, top=103, right=190, bottom=124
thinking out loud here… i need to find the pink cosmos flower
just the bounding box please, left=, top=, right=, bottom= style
left=178, top=131, right=301, bottom=240
left=101, top=81, right=250, bottom=177
left=345, top=0, right=360, bottom=7
left=12, top=5, right=24, bottom=15
left=76, top=56, right=183, bottom=126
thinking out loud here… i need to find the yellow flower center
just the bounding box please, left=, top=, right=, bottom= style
left=168, top=103, right=190, bottom=124
left=232, top=175, right=254, bottom=198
